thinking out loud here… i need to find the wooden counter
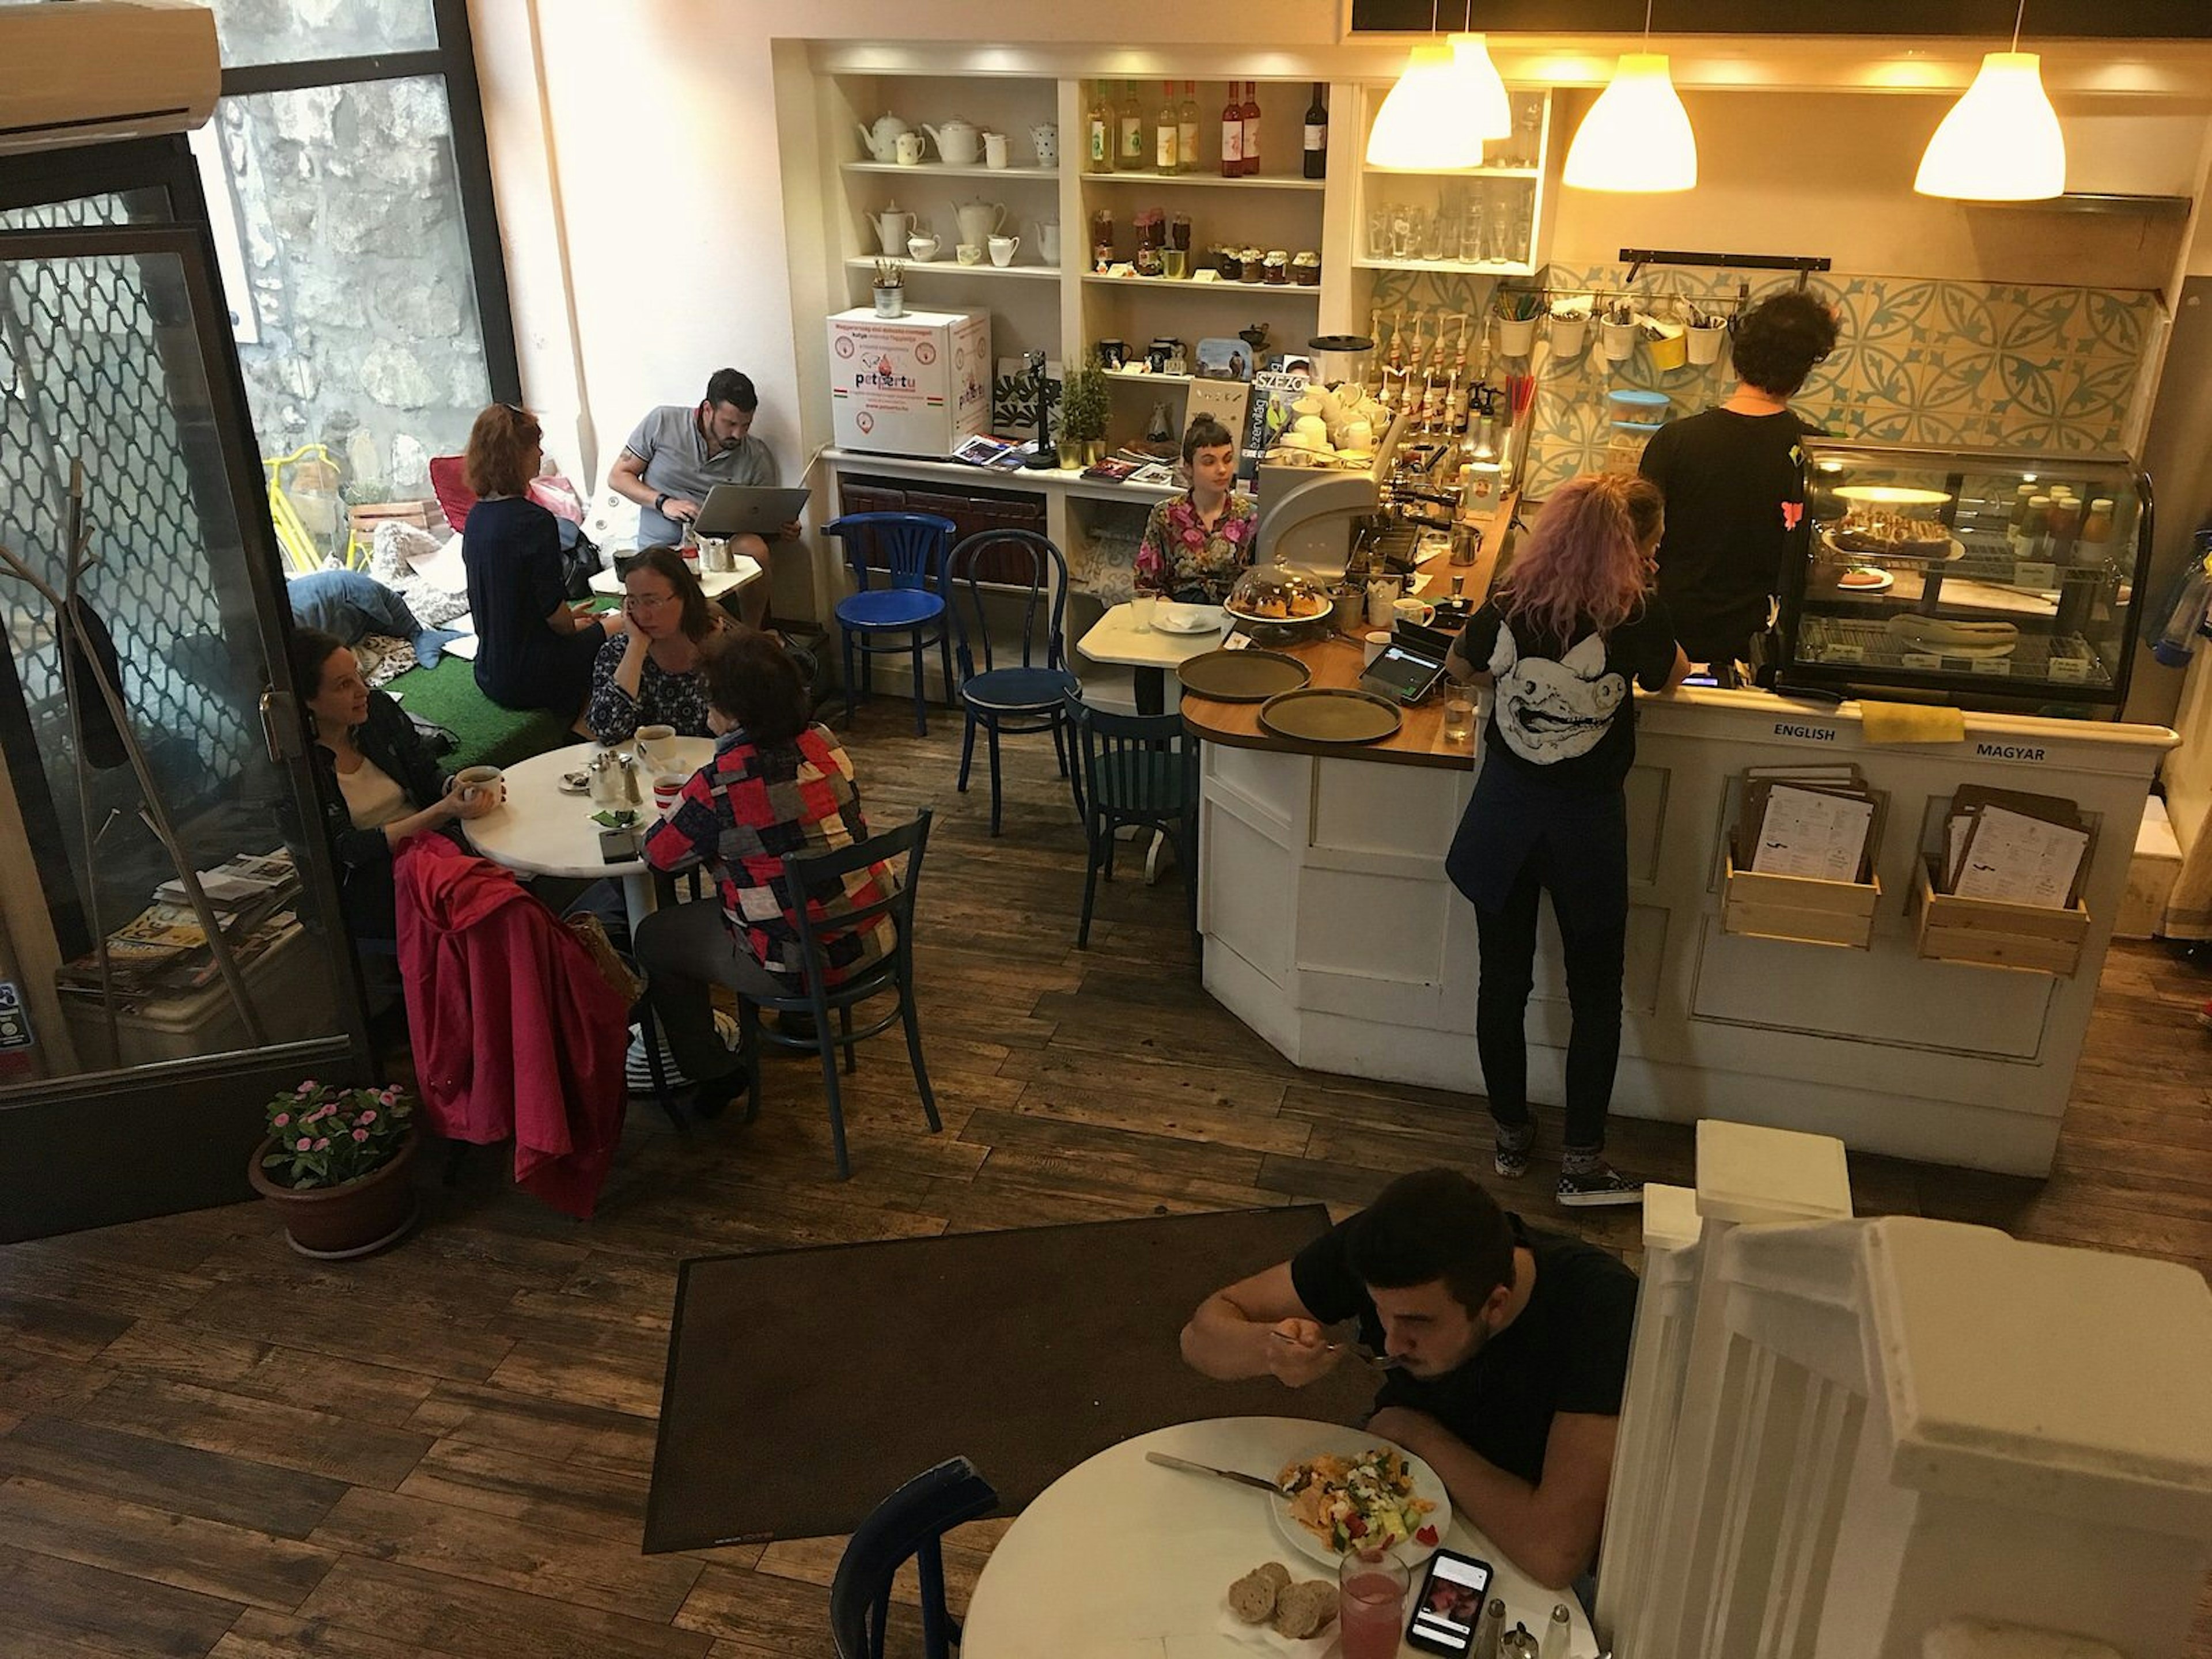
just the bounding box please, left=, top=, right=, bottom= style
left=1179, top=632, right=1474, bottom=770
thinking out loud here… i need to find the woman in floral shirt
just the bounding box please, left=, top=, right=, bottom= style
left=1134, top=416, right=1259, bottom=604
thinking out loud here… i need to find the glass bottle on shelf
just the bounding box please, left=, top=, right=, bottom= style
left=1302, top=82, right=1327, bottom=179
left=1119, top=81, right=1145, bottom=172
left=1086, top=84, right=1113, bottom=174
left=1240, top=82, right=1260, bottom=176
left=1156, top=82, right=1180, bottom=174
left=1219, top=82, right=1244, bottom=178
left=1177, top=82, right=1201, bottom=175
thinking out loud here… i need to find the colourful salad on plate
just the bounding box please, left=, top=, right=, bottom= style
left=1277, top=1446, right=1436, bottom=1553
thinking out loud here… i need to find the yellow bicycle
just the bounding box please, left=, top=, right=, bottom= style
left=263, top=443, right=362, bottom=573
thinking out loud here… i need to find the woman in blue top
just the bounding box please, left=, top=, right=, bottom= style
left=461, top=403, right=628, bottom=717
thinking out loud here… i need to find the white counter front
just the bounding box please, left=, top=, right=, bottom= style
left=1196, top=687, right=2176, bottom=1177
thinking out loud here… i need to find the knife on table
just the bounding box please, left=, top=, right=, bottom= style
left=1145, top=1450, right=1288, bottom=1499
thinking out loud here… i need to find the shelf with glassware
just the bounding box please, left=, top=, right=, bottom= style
left=1351, top=86, right=1552, bottom=277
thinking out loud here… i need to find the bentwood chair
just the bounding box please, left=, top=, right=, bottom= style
left=943, top=528, right=1081, bottom=836
left=825, top=512, right=957, bottom=735
left=830, top=1457, right=1000, bottom=1659
left=1060, top=691, right=1200, bottom=948
left=722, top=810, right=938, bottom=1179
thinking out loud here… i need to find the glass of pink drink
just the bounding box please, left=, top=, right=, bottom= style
left=1338, top=1547, right=1410, bottom=1659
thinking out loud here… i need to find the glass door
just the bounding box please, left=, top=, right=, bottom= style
left=0, top=213, right=370, bottom=1240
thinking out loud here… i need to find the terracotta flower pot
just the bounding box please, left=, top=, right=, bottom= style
left=248, top=1128, right=421, bottom=1260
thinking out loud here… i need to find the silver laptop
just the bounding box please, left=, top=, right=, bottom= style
left=691, top=484, right=812, bottom=539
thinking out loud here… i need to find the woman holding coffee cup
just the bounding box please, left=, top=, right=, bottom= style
left=290, top=627, right=500, bottom=942
left=1133, top=415, right=1259, bottom=605
left=585, top=546, right=735, bottom=745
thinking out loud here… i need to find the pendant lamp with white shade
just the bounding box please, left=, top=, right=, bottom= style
left=1914, top=3, right=2065, bottom=200
left=1366, top=1, right=1512, bottom=172
left=1562, top=0, right=1697, bottom=193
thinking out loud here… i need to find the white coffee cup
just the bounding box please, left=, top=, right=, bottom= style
left=1129, top=594, right=1158, bottom=631
left=984, top=131, right=1010, bottom=169
left=632, top=724, right=677, bottom=773
left=454, top=763, right=505, bottom=806
left=956, top=242, right=983, bottom=266
left=988, top=233, right=1021, bottom=268
left=1362, top=631, right=1392, bottom=666
left=907, top=233, right=940, bottom=262
left=1393, top=596, right=1437, bottom=627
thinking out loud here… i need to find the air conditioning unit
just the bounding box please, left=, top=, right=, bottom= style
left=0, top=1, right=219, bottom=158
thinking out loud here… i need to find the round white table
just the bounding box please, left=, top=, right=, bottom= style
left=961, top=1416, right=1599, bottom=1659
left=460, top=736, right=717, bottom=936
left=588, top=556, right=762, bottom=601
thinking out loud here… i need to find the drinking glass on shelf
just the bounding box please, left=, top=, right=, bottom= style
left=1486, top=197, right=1516, bottom=264
left=1517, top=95, right=1543, bottom=166
left=1367, top=208, right=1392, bottom=261
left=1422, top=206, right=1450, bottom=262
left=1389, top=204, right=1416, bottom=260
left=1459, top=202, right=1486, bottom=264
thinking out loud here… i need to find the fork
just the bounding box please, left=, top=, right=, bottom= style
left=1271, top=1329, right=1407, bottom=1370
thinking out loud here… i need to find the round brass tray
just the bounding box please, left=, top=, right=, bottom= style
left=1176, top=649, right=1310, bottom=703
left=1257, top=686, right=1404, bottom=745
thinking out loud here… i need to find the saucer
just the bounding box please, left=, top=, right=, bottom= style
left=1153, top=606, right=1222, bottom=635
left=558, top=772, right=590, bottom=795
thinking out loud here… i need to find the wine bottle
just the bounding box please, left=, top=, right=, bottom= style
left=1219, top=82, right=1244, bottom=178
left=1240, top=82, right=1261, bottom=177
left=1156, top=81, right=1179, bottom=173
left=1086, top=84, right=1112, bottom=174
left=1118, top=81, right=1144, bottom=171
left=1177, top=81, right=1200, bottom=175
left=1302, top=82, right=1327, bottom=179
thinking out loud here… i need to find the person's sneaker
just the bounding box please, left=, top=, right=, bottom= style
left=1493, top=1122, right=1535, bottom=1179
left=1556, top=1162, right=1644, bottom=1207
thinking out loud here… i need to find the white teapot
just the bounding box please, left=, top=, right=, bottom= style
left=952, top=196, right=1007, bottom=247
left=925, top=117, right=982, bottom=166
left=855, top=112, right=910, bottom=162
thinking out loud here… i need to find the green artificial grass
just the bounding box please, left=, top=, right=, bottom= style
left=382, top=601, right=611, bottom=771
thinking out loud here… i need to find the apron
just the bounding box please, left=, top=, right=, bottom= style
left=1444, top=756, right=1628, bottom=938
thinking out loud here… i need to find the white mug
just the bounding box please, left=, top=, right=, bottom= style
left=1366, top=578, right=1402, bottom=630
left=1393, top=596, right=1437, bottom=627
left=1362, top=631, right=1392, bottom=667
left=894, top=131, right=925, bottom=166
left=956, top=242, right=983, bottom=266
left=983, top=131, right=1010, bottom=169
left=988, top=233, right=1021, bottom=268
left=632, top=723, right=676, bottom=774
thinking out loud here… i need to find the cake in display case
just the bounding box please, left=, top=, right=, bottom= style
left=1779, top=440, right=2152, bottom=712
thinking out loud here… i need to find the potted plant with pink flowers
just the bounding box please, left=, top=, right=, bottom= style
left=247, top=1080, right=422, bottom=1259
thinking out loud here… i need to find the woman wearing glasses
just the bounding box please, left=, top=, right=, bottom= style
left=1637, top=291, right=1839, bottom=675
left=584, top=547, right=733, bottom=744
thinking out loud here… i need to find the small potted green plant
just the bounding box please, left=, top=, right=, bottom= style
left=248, top=1080, right=422, bottom=1259
left=1059, top=358, right=1111, bottom=467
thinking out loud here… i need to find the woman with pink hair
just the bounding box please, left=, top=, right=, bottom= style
left=1444, top=474, right=1688, bottom=1206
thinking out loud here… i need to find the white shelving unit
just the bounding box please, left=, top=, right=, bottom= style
left=842, top=161, right=1060, bottom=181
left=851, top=257, right=1059, bottom=282
left=1351, top=87, right=1554, bottom=278
left=1080, top=170, right=1325, bottom=192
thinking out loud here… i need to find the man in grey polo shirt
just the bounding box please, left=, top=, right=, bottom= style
left=611, top=368, right=797, bottom=625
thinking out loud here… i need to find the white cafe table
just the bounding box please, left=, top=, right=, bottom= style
left=588, top=554, right=762, bottom=601
left=460, top=736, right=717, bottom=937
left=961, top=1417, right=1598, bottom=1659
left=1078, top=602, right=1232, bottom=715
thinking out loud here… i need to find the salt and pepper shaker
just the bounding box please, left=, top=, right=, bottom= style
left=1497, top=1620, right=1540, bottom=1659
left=1541, top=1602, right=1571, bottom=1659
left=588, top=750, right=619, bottom=806
left=1472, top=1597, right=1507, bottom=1659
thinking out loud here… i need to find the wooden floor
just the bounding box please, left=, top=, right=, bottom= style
left=4, top=702, right=2209, bottom=1657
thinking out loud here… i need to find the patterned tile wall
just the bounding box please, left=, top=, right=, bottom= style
left=1366, top=264, right=2161, bottom=500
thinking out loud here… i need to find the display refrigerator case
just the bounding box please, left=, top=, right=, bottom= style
left=1778, top=440, right=2153, bottom=714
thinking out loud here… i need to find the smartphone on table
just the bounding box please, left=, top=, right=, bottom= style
left=1404, top=1547, right=1495, bottom=1656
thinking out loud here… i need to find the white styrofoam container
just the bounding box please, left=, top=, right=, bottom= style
left=826, top=307, right=991, bottom=457
left=2116, top=793, right=2182, bottom=938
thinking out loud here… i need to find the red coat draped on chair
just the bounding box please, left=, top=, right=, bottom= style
left=395, top=835, right=630, bottom=1218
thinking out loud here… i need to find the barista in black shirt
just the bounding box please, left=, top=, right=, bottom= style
left=1638, top=291, right=1839, bottom=668
left=1180, top=1169, right=1639, bottom=1589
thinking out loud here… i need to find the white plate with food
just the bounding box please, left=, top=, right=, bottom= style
left=1153, top=604, right=1228, bottom=635
left=1834, top=566, right=1893, bottom=594
left=1271, top=1436, right=1451, bottom=1569
left=556, top=770, right=592, bottom=796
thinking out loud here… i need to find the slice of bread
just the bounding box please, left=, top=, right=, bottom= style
left=1228, top=1567, right=1281, bottom=1624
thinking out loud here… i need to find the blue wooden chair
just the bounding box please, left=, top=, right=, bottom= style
left=1060, top=691, right=1200, bottom=948
left=825, top=512, right=957, bottom=735
left=944, top=528, right=1081, bottom=837
left=830, top=1457, right=999, bottom=1659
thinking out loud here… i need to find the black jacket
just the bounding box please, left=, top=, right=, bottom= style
left=305, top=688, right=452, bottom=937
